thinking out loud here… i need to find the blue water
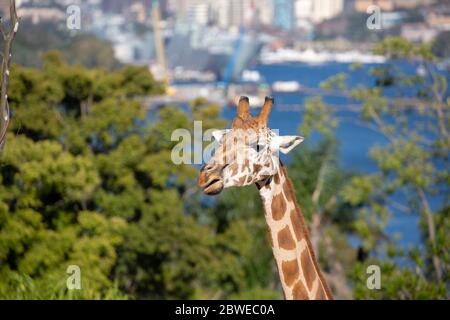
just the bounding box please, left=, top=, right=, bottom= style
left=221, top=61, right=437, bottom=248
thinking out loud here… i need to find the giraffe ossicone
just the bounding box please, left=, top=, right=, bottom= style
left=198, top=96, right=333, bottom=300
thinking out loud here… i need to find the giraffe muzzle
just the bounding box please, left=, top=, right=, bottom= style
left=198, top=165, right=224, bottom=195
left=202, top=177, right=224, bottom=195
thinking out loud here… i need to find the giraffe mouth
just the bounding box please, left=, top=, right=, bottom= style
left=202, top=178, right=224, bottom=195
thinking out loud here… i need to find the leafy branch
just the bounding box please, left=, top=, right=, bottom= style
left=0, top=0, right=19, bottom=151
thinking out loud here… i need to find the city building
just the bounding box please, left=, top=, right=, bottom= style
left=295, top=0, right=313, bottom=22
left=129, top=1, right=147, bottom=24
left=256, top=0, right=274, bottom=26
left=211, top=0, right=230, bottom=29
left=274, top=0, right=295, bottom=30
left=380, top=11, right=406, bottom=29
left=187, top=1, right=209, bottom=26
left=354, top=0, right=394, bottom=12
left=209, top=0, right=257, bottom=29
left=17, top=3, right=65, bottom=24
left=401, top=23, right=438, bottom=42
left=393, top=0, right=436, bottom=10
left=426, top=11, right=450, bottom=30
left=295, top=0, right=344, bottom=25
left=311, top=0, right=344, bottom=23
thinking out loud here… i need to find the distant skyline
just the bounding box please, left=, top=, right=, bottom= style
left=168, top=0, right=345, bottom=29
left=7, top=0, right=447, bottom=37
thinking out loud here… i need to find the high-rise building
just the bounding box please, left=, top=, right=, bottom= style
left=187, top=2, right=209, bottom=26
left=211, top=0, right=230, bottom=29
left=229, top=0, right=254, bottom=28
left=312, top=0, right=344, bottom=23
left=167, top=0, right=193, bottom=23
left=255, top=0, right=274, bottom=26
left=295, top=0, right=313, bottom=20
left=295, top=0, right=344, bottom=24
left=210, top=0, right=255, bottom=29
left=274, top=0, right=295, bottom=30
left=354, top=0, right=394, bottom=12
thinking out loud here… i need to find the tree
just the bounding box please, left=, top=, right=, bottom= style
left=13, top=20, right=121, bottom=69
left=432, top=31, right=450, bottom=59
left=0, top=0, right=19, bottom=150
left=1, top=52, right=264, bottom=300
left=302, top=37, right=448, bottom=299
left=0, top=53, right=167, bottom=299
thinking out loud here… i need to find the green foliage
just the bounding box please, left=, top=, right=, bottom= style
left=352, top=261, right=447, bottom=299
left=299, top=96, right=338, bottom=138
left=374, top=37, right=435, bottom=61
left=11, top=21, right=121, bottom=69
left=201, top=186, right=279, bottom=298
left=0, top=53, right=269, bottom=300
left=303, top=37, right=449, bottom=299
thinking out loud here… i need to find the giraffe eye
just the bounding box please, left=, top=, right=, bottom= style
left=251, top=140, right=265, bottom=153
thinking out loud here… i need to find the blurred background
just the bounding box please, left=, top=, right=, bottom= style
left=0, top=0, right=448, bottom=299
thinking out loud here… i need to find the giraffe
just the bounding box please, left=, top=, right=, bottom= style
left=198, top=96, right=333, bottom=300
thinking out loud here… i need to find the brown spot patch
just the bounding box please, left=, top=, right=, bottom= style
left=290, top=209, right=304, bottom=241
left=277, top=226, right=296, bottom=250
left=292, top=280, right=309, bottom=300
left=246, top=176, right=253, bottom=184
left=301, top=249, right=315, bottom=291
left=238, top=176, right=247, bottom=185
left=253, top=164, right=262, bottom=172
left=271, top=193, right=286, bottom=220
left=281, top=259, right=299, bottom=287
left=273, top=173, right=280, bottom=185
left=229, top=163, right=238, bottom=176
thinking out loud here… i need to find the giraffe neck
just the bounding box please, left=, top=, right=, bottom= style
left=257, top=161, right=333, bottom=300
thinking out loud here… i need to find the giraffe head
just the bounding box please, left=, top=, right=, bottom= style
left=199, top=96, right=304, bottom=195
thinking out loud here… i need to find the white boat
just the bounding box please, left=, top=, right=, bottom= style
left=260, top=48, right=386, bottom=65
left=272, top=81, right=301, bottom=92
left=241, top=70, right=262, bottom=82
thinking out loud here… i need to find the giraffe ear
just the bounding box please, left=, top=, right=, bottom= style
left=272, top=136, right=304, bottom=154
left=212, top=129, right=230, bottom=142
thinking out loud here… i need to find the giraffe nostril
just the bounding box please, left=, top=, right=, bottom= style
left=204, top=164, right=215, bottom=172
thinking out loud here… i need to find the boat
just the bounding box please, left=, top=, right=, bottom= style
left=241, top=70, right=262, bottom=82
left=272, top=81, right=301, bottom=92
left=260, top=48, right=386, bottom=65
